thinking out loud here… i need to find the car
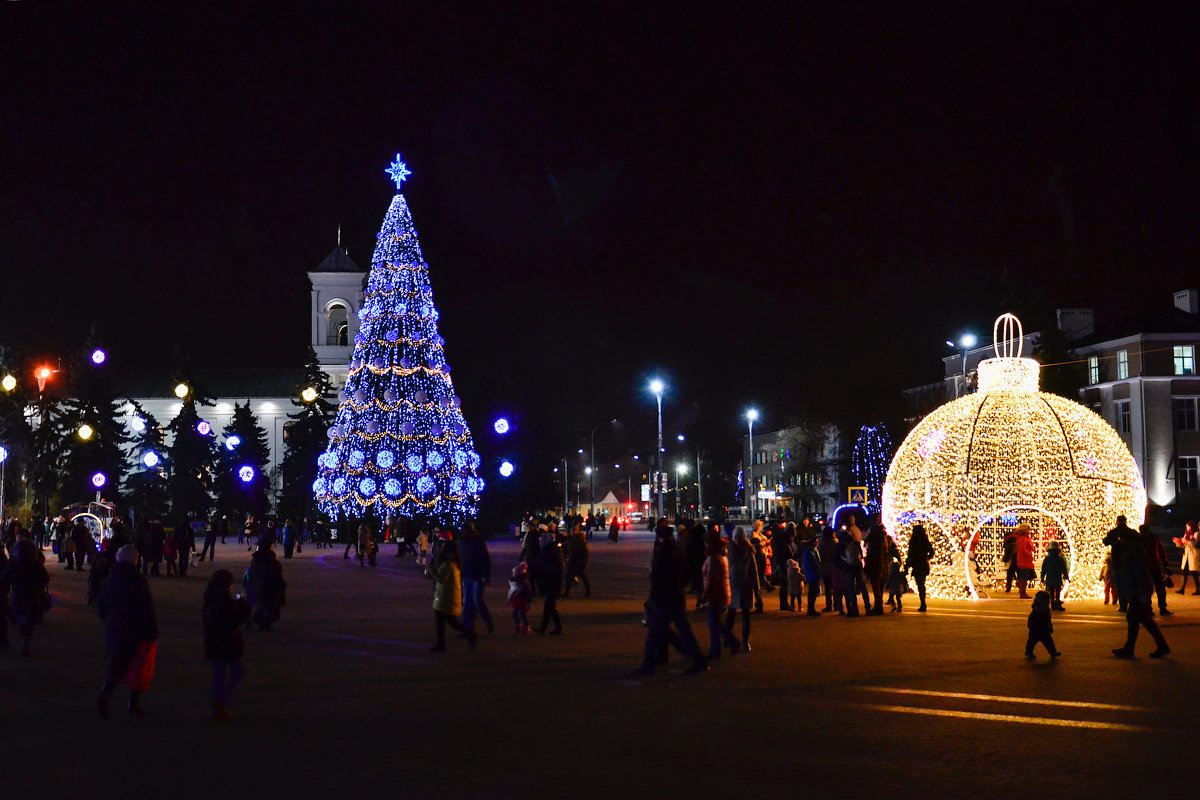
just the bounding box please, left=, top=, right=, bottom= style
left=629, top=512, right=645, bottom=524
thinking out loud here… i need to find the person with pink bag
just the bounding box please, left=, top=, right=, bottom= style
left=97, top=545, right=159, bottom=718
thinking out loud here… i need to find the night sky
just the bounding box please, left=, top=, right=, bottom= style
left=3, top=3, right=1199, bottom=483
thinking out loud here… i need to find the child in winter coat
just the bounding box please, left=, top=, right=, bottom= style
left=886, top=556, right=906, bottom=612
left=508, top=562, right=532, bottom=634
left=1040, top=541, right=1070, bottom=610
left=786, top=559, right=803, bottom=612
left=1025, top=590, right=1060, bottom=660
left=1100, top=551, right=1115, bottom=604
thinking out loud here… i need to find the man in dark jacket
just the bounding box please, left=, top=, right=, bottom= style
left=637, top=521, right=707, bottom=675
left=1112, top=526, right=1170, bottom=659
left=176, top=521, right=195, bottom=577
left=1140, top=525, right=1172, bottom=616
left=459, top=523, right=493, bottom=634
left=1103, top=515, right=1135, bottom=612
left=97, top=545, right=158, bottom=717
left=70, top=519, right=94, bottom=571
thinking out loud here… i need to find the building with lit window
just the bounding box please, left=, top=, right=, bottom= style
left=740, top=424, right=847, bottom=520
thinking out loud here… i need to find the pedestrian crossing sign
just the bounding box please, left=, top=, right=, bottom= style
left=848, top=487, right=867, bottom=504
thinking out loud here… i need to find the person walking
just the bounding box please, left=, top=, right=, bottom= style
left=637, top=521, right=707, bottom=675
left=904, top=523, right=934, bottom=612
left=725, top=528, right=758, bottom=651
left=1112, top=524, right=1170, bottom=659
left=245, top=538, right=286, bottom=631
left=1002, top=527, right=1020, bottom=593
left=1104, top=516, right=1136, bottom=610
left=801, top=535, right=822, bottom=615
left=0, top=539, right=49, bottom=657
left=280, top=519, right=296, bottom=559
left=428, top=536, right=475, bottom=651
left=563, top=523, right=591, bottom=598
left=1173, top=520, right=1200, bottom=595
left=772, top=523, right=796, bottom=611
left=701, top=530, right=740, bottom=658
left=535, top=527, right=563, bottom=635
left=459, top=523, right=494, bottom=635
left=198, top=516, right=218, bottom=563
left=70, top=517, right=93, bottom=572
left=818, top=525, right=836, bottom=612
left=864, top=524, right=889, bottom=615
left=203, top=569, right=250, bottom=721
left=176, top=521, right=195, bottom=577
left=1141, top=525, right=1172, bottom=615
left=97, top=545, right=157, bottom=717
left=145, top=519, right=165, bottom=575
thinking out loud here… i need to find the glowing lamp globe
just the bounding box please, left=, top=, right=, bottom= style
left=301, top=387, right=318, bottom=403
left=0, top=446, right=7, bottom=463
left=91, top=472, right=106, bottom=488
left=36, top=367, right=52, bottom=381
left=493, top=417, right=510, bottom=435
left=142, top=452, right=160, bottom=468
left=225, top=434, right=241, bottom=451
left=882, top=314, right=1146, bottom=602
left=91, top=348, right=106, bottom=365
left=238, top=465, right=255, bottom=483
left=78, top=424, right=94, bottom=440
left=1, top=375, right=15, bottom=391
left=174, top=383, right=189, bottom=399
left=196, top=420, right=211, bottom=436
left=499, top=460, right=515, bottom=478
left=130, top=417, right=146, bottom=433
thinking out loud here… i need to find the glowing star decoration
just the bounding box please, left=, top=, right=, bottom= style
left=917, top=427, right=947, bottom=459
left=142, top=452, right=160, bottom=468
left=385, top=153, right=413, bottom=188
left=91, top=472, right=106, bottom=488
left=238, top=466, right=255, bottom=483
left=314, top=152, right=483, bottom=524
left=882, top=313, right=1146, bottom=603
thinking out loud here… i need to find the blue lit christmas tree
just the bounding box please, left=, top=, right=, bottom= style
left=314, top=154, right=483, bottom=524
left=851, top=424, right=893, bottom=516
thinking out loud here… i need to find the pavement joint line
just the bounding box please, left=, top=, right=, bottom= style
left=859, top=686, right=1156, bottom=712
left=916, top=611, right=1121, bottom=625
left=854, top=702, right=1168, bottom=733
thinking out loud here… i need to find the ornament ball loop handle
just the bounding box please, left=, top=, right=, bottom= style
left=993, top=313, right=1023, bottom=359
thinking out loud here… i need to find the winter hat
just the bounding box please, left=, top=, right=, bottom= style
left=1047, top=541, right=1060, bottom=551
left=116, top=544, right=138, bottom=563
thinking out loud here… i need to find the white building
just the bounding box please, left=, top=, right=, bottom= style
left=115, top=248, right=365, bottom=506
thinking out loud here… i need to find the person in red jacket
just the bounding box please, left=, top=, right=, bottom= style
left=701, top=531, right=740, bottom=659
left=1013, top=523, right=1035, bottom=599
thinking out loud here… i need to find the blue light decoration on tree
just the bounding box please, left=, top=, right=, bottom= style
left=851, top=424, right=894, bottom=516
left=314, top=153, right=483, bottom=524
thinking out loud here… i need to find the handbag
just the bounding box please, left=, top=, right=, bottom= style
left=121, top=640, right=158, bottom=691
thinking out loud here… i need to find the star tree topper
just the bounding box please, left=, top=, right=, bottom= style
left=385, top=153, right=413, bottom=188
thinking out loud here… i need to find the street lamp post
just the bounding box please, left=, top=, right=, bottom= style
left=675, top=463, right=688, bottom=516
left=947, top=333, right=977, bottom=399
left=0, top=445, right=7, bottom=520
left=650, top=380, right=665, bottom=520
left=746, top=408, right=759, bottom=518
left=562, top=458, right=568, bottom=516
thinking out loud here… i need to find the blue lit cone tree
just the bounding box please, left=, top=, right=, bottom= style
left=314, top=154, right=483, bottom=525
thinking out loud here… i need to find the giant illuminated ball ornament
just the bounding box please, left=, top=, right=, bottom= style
left=238, top=465, right=255, bottom=483
left=882, top=314, right=1146, bottom=601
left=91, top=472, right=107, bottom=488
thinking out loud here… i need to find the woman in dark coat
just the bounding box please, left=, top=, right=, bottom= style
left=903, top=524, right=934, bottom=612
left=203, top=569, right=250, bottom=720
left=0, top=539, right=48, bottom=656
left=246, top=539, right=286, bottom=631
left=863, top=524, right=889, bottom=615
left=563, top=524, right=591, bottom=598
left=725, top=528, right=759, bottom=650
left=535, top=529, right=563, bottom=635
left=97, top=545, right=158, bottom=716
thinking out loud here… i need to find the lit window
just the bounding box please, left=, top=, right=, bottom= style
left=1175, top=398, right=1199, bottom=431
left=1180, top=456, right=1200, bottom=491
left=1117, top=350, right=1129, bottom=380
left=1088, top=356, right=1100, bottom=385
left=1116, top=400, right=1131, bottom=434
left=1174, top=345, right=1195, bottom=376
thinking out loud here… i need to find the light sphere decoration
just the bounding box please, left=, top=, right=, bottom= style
left=130, top=416, right=146, bottom=433
left=91, top=472, right=106, bottom=488
left=225, top=434, right=241, bottom=451
left=174, top=382, right=189, bottom=399
left=196, top=420, right=212, bottom=436
left=0, top=445, right=7, bottom=463
left=78, top=423, right=94, bottom=440
left=1, top=374, right=14, bottom=391
left=238, top=465, right=255, bottom=483
left=882, top=313, right=1146, bottom=602
left=493, top=417, right=510, bottom=435
left=142, top=452, right=160, bottom=468
left=499, top=460, right=515, bottom=478
left=90, top=348, right=106, bottom=365
left=301, top=386, right=318, bottom=403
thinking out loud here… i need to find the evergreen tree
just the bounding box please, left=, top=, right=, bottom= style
left=1033, top=325, right=1085, bottom=400
left=165, top=353, right=218, bottom=523
left=123, top=400, right=170, bottom=522
left=58, top=328, right=128, bottom=503
left=214, top=401, right=271, bottom=522
left=315, top=154, right=483, bottom=525
left=850, top=424, right=894, bottom=516
left=0, top=347, right=35, bottom=517
left=280, top=346, right=335, bottom=522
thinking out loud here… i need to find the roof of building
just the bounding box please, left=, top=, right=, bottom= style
left=311, top=247, right=363, bottom=273
left=112, top=368, right=306, bottom=400
left=1072, top=305, right=1200, bottom=347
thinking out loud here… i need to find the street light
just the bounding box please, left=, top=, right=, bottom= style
left=675, top=462, right=688, bottom=516
left=746, top=408, right=759, bottom=517
left=649, top=379, right=665, bottom=519
left=78, top=423, right=94, bottom=440
left=588, top=418, right=617, bottom=519
left=300, top=386, right=318, bottom=403
left=0, top=445, right=7, bottom=519
left=174, top=382, right=189, bottom=399
left=1, top=375, right=14, bottom=392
